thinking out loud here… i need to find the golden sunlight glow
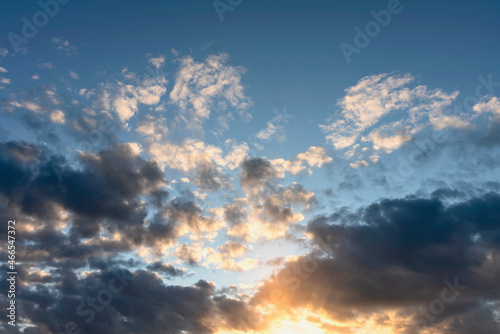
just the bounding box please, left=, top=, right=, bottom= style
left=214, top=305, right=416, bottom=334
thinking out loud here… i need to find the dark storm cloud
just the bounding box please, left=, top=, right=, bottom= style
left=253, top=191, right=500, bottom=333
left=4, top=265, right=260, bottom=334
left=0, top=141, right=179, bottom=272
left=0, top=141, right=165, bottom=225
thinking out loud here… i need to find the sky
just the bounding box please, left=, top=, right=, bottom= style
left=0, top=0, right=500, bottom=333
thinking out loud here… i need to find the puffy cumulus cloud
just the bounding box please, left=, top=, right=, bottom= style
left=49, top=110, right=66, bottom=124
left=173, top=241, right=257, bottom=272
left=148, top=139, right=248, bottom=191
left=296, top=146, right=333, bottom=168
left=135, top=114, right=168, bottom=139
left=270, top=146, right=333, bottom=177
left=174, top=242, right=206, bottom=265
left=89, top=68, right=167, bottom=124
left=149, top=139, right=239, bottom=172
left=227, top=183, right=315, bottom=241
left=148, top=55, right=166, bottom=69
left=204, top=242, right=258, bottom=272
left=474, top=96, right=500, bottom=118
left=320, top=73, right=467, bottom=162
left=252, top=190, right=500, bottom=333
left=270, top=158, right=309, bottom=176
left=169, top=53, right=252, bottom=130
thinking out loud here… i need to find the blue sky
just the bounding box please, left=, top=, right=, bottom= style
left=1, top=0, right=500, bottom=333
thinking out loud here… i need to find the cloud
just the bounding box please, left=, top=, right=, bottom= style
left=228, top=182, right=315, bottom=241
left=164, top=198, right=223, bottom=241
left=320, top=73, right=465, bottom=160
left=239, top=157, right=279, bottom=189
left=205, top=241, right=258, bottom=271
left=146, top=262, right=186, bottom=278
left=135, top=114, right=168, bottom=139
left=92, top=68, right=168, bottom=124
left=0, top=142, right=166, bottom=241
left=0, top=48, right=8, bottom=60
left=52, top=37, right=76, bottom=56
left=296, top=146, right=333, bottom=167
left=147, top=139, right=247, bottom=191
left=0, top=76, right=10, bottom=89
left=253, top=190, right=500, bottom=333
left=1, top=264, right=261, bottom=334
left=69, top=70, right=79, bottom=80
left=474, top=96, right=500, bottom=118
left=148, top=55, right=166, bottom=69
left=49, top=110, right=66, bottom=124
left=269, top=146, right=333, bottom=176
left=169, top=53, right=252, bottom=130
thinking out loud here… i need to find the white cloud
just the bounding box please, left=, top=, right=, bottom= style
left=0, top=48, right=8, bottom=59
left=95, top=71, right=168, bottom=124
left=0, top=77, right=11, bottom=85
left=148, top=55, right=166, bottom=69
left=269, top=146, right=332, bottom=177
left=169, top=54, right=252, bottom=130
left=204, top=242, right=257, bottom=271
left=31, top=74, right=40, bottom=80
left=474, top=97, right=500, bottom=117
left=49, top=110, right=66, bottom=124
left=321, top=73, right=464, bottom=161
left=256, top=120, right=285, bottom=141
left=148, top=139, right=249, bottom=174
left=3, top=100, right=44, bottom=113
left=270, top=158, right=308, bottom=176
left=229, top=184, right=315, bottom=241
left=135, top=114, right=168, bottom=139
left=0, top=67, right=7, bottom=73
left=296, top=146, right=333, bottom=167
